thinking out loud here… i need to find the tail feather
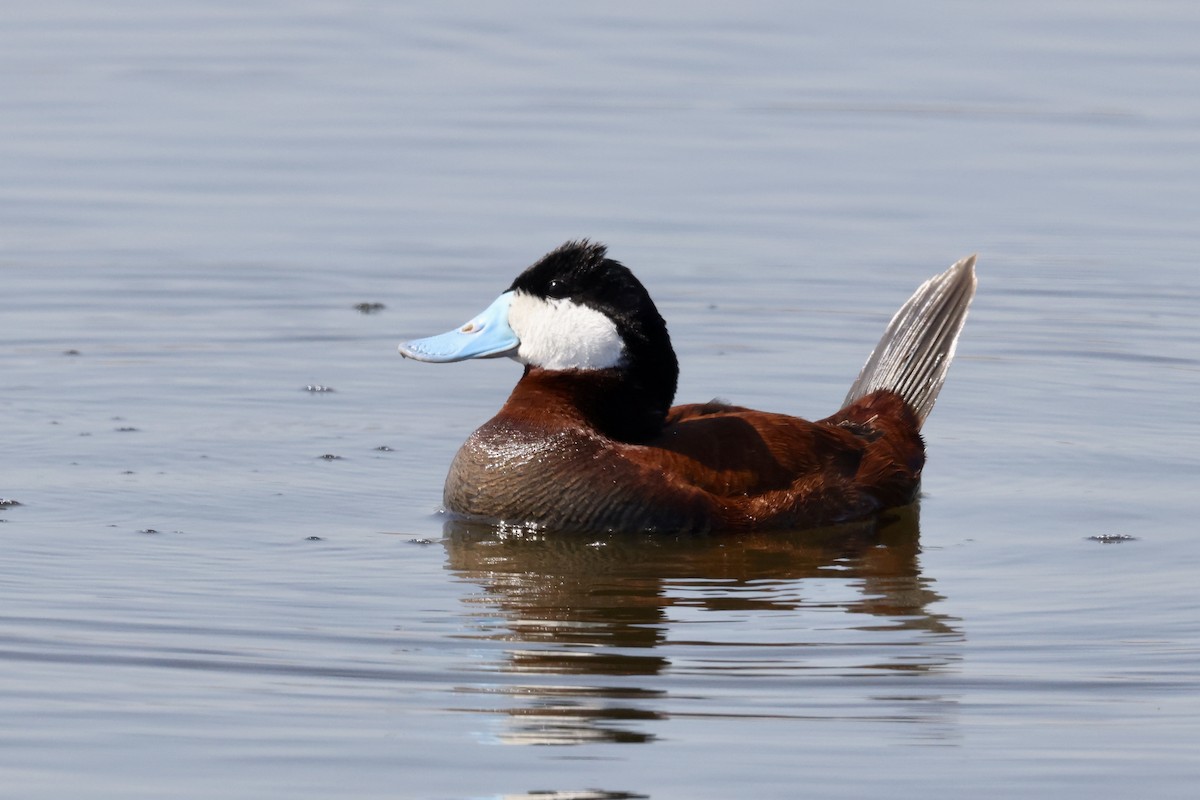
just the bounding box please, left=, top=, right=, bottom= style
left=843, top=255, right=977, bottom=427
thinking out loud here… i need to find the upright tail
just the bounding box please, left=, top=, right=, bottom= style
left=843, top=255, right=977, bottom=428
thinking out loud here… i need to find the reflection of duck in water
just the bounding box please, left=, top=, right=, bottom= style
left=444, top=508, right=961, bottom=745
left=401, top=241, right=975, bottom=533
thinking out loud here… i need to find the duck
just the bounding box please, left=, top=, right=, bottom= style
left=399, top=241, right=976, bottom=534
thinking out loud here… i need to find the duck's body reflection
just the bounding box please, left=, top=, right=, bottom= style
left=442, top=508, right=962, bottom=746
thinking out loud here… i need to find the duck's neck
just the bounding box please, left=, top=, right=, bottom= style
left=503, top=366, right=672, bottom=443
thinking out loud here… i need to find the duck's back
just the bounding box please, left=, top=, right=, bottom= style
left=654, top=391, right=925, bottom=529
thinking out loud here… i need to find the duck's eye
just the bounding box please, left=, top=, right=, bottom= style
left=546, top=279, right=569, bottom=299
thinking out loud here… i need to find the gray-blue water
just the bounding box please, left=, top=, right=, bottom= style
left=3, top=2, right=1199, bottom=798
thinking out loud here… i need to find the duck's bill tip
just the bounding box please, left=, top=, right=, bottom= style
left=397, top=337, right=458, bottom=362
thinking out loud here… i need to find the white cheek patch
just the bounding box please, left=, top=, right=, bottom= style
left=507, top=292, right=625, bottom=371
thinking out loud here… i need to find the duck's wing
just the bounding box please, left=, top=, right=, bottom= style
left=650, top=404, right=867, bottom=496
left=632, top=395, right=924, bottom=529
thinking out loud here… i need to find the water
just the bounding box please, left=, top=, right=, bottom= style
left=3, top=2, right=1199, bottom=798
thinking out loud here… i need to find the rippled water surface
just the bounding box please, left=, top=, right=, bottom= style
left=3, top=2, right=1199, bottom=798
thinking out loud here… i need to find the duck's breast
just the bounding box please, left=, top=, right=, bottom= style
left=443, top=416, right=711, bottom=532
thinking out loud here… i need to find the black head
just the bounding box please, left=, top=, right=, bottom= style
left=509, top=240, right=679, bottom=440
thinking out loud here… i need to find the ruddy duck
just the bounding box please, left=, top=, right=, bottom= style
left=399, top=241, right=976, bottom=533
